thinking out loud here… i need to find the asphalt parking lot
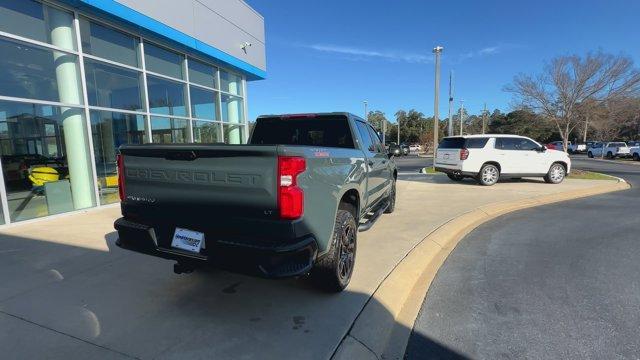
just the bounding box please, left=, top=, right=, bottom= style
left=405, top=156, right=640, bottom=359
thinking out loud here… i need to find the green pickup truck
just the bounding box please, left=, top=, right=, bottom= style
left=114, top=113, right=397, bottom=292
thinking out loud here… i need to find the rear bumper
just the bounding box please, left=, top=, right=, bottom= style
left=435, top=166, right=476, bottom=177
left=114, top=218, right=318, bottom=278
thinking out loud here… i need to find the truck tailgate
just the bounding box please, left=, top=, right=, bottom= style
left=119, top=144, right=280, bottom=242
left=436, top=149, right=460, bottom=165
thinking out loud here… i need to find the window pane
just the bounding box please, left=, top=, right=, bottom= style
left=151, top=117, right=188, bottom=143
left=0, top=0, right=76, bottom=50
left=356, top=122, right=376, bottom=153
left=147, top=75, right=186, bottom=116
left=220, top=70, right=242, bottom=95
left=144, top=42, right=183, bottom=79
left=0, top=100, right=96, bottom=222
left=188, top=59, right=216, bottom=88
left=90, top=110, right=145, bottom=204
left=190, top=87, right=218, bottom=120
left=79, top=17, right=139, bottom=67
left=224, top=123, right=244, bottom=144
left=221, top=94, right=244, bottom=123
left=84, top=58, right=143, bottom=111
left=193, top=121, right=221, bottom=143
left=465, top=138, right=489, bottom=148
left=250, top=116, right=354, bottom=148
left=519, top=139, right=539, bottom=151
left=0, top=38, right=82, bottom=104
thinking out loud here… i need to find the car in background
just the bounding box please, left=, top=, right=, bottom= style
left=435, top=135, right=571, bottom=186
left=547, top=141, right=564, bottom=151
left=387, top=143, right=402, bottom=157
left=400, top=144, right=410, bottom=156
left=409, top=144, right=422, bottom=153
left=629, top=141, right=640, bottom=161
left=568, top=143, right=587, bottom=154
left=587, top=142, right=631, bottom=159
left=546, top=141, right=587, bottom=154
left=546, top=142, right=559, bottom=150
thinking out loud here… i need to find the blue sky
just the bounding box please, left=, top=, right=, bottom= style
left=245, top=0, right=640, bottom=123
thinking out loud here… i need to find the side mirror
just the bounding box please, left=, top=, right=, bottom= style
left=539, top=145, right=547, bottom=152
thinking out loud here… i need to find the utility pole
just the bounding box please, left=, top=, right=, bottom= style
left=382, top=118, right=386, bottom=145
left=482, top=102, right=487, bottom=134
left=447, top=71, right=454, bottom=137
left=459, top=100, right=465, bottom=135
left=363, top=100, right=368, bottom=121
left=432, top=46, right=443, bottom=163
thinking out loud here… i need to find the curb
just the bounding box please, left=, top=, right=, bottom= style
left=332, top=179, right=630, bottom=360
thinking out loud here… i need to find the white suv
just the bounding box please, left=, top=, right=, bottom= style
left=435, top=135, right=571, bottom=186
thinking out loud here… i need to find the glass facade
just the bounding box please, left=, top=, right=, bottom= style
left=0, top=0, right=248, bottom=224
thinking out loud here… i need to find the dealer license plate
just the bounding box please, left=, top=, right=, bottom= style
left=171, top=227, right=205, bottom=253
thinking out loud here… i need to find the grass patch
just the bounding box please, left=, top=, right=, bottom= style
left=421, top=167, right=442, bottom=174
left=569, top=169, right=616, bottom=180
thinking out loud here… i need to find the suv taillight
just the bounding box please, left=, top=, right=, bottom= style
left=278, top=156, right=306, bottom=219
left=460, top=148, right=469, bottom=160
left=117, top=154, right=125, bottom=201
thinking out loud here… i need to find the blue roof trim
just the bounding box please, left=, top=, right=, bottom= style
left=60, top=0, right=266, bottom=80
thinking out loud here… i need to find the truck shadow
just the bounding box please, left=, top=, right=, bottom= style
left=0, top=229, right=470, bottom=359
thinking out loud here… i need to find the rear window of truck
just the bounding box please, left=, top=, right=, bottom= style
left=250, top=116, right=355, bottom=148
left=439, top=137, right=488, bottom=149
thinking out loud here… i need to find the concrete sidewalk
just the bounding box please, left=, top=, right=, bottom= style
left=0, top=177, right=623, bottom=359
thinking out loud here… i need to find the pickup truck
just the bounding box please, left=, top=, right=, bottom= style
left=114, top=113, right=397, bottom=292
left=587, top=142, right=632, bottom=159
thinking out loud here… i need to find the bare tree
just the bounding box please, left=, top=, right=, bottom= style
left=506, top=52, right=640, bottom=151
left=585, top=97, right=640, bottom=143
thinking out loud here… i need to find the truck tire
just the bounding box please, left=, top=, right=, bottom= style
left=384, top=180, right=396, bottom=214
left=310, top=209, right=357, bottom=292
left=544, top=163, right=566, bottom=184
left=634, top=153, right=640, bottom=162
left=588, top=151, right=593, bottom=158
left=607, top=151, right=614, bottom=159
left=477, top=164, right=500, bottom=186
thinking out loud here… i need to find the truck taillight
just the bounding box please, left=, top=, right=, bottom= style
left=278, top=156, right=306, bottom=220
left=460, top=148, right=469, bottom=160
left=117, top=154, right=125, bottom=201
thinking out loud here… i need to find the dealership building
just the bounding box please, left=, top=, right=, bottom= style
left=0, top=0, right=266, bottom=225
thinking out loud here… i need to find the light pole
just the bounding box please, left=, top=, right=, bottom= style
left=363, top=100, right=368, bottom=121
left=397, top=119, right=400, bottom=145
left=459, top=100, right=465, bottom=135
left=482, top=103, right=487, bottom=134
left=433, top=46, right=443, bottom=164
left=447, top=71, right=454, bottom=136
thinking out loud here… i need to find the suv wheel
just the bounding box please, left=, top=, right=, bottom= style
left=384, top=180, right=396, bottom=214
left=634, top=153, right=640, bottom=162
left=310, top=209, right=357, bottom=292
left=588, top=151, right=593, bottom=158
left=544, top=163, right=566, bottom=184
left=447, top=173, right=464, bottom=182
left=607, top=151, right=614, bottom=159
left=477, top=164, right=500, bottom=186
